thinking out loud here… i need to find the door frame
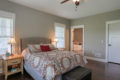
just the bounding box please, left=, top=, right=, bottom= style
left=106, top=20, right=120, bottom=62
left=71, top=25, right=84, bottom=54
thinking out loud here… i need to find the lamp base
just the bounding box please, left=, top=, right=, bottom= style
left=11, top=53, right=14, bottom=56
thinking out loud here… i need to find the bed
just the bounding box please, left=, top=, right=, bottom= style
left=21, top=37, right=87, bottom=80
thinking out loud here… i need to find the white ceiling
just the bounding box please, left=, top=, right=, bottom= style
left=9, top=0, right=120, bottom=19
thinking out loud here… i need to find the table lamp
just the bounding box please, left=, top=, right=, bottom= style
left=54, top=38, right=58, bottom=48
left=9, top=38, right=16, bottom=55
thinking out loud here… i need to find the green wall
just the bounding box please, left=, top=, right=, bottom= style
left=0, top=0, right=70, bottom=52
left=71, top=10, right=120, bottom=59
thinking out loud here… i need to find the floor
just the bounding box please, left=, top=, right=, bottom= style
left=0, top=60, right=120, bottom=80
left=86, top=60, right=120, bottom=80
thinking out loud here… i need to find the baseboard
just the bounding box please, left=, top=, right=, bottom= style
left=85, top=56, right=107, bottom=63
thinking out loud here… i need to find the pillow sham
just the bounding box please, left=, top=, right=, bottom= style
left=28, top=44, right=41, bottom=52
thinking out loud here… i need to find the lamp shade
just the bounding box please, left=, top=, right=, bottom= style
left=54, top=38, right=58, bottom=42
left=9, top=38, right=16, bottom=44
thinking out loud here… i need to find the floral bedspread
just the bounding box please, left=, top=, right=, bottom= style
left=22, top=49, right=87, bottom=80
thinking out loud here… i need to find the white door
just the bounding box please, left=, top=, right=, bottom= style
left=108, top=21, right=120, bottom=63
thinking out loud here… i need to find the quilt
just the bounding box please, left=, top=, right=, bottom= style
left=22, top=49, right=87, bottom=80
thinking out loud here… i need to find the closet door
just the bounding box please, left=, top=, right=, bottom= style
left=108, top=21, right=120, bottom=63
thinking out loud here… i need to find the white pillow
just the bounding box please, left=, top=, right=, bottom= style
left=49, top=44, right=56, bottom=50
left=28, top=44, right=41, bottom=52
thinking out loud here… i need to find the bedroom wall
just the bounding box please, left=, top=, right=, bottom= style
left=0, top=0, right=70, bottom=53
left=71, top=10, right=120, bottom=59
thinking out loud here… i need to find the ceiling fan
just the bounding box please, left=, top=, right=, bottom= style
left=61, top=0, right=85, bottom=8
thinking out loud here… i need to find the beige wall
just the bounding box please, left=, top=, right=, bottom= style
left=73, top=28, right=83, bottom=43
left=71, top=10, right=120, bottom=59
left=0, top=0, right=70, bottom=53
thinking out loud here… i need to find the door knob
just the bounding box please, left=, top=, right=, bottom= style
left=108, top=44, right=112, bottom=46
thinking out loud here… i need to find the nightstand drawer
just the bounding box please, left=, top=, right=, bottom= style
left=7, top=59, right=21, bottom=65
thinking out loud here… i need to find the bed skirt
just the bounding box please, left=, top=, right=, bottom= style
left=24, top=61, right=61, bottom=80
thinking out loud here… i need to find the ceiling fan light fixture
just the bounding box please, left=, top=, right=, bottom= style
left=75, top=1, right=79, bottom=6
left=73, top=0, right=80, bottom=6
left=61, top=0, right=81, bottom=10
left=73, top=0, right=80, bottom=2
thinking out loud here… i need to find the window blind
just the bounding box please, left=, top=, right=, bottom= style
left=55, top=23, right=65, bottom=48
left=0, top=11, right=15, bottom=55
left=0, top=18, right=13, bottom=37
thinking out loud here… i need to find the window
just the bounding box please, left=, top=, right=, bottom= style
left=0, top=11, right=15, bottom=55
left=55, top=23, right=65, bottom=48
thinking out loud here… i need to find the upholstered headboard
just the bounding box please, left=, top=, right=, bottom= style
left=21, top=37, right=51, bottom=51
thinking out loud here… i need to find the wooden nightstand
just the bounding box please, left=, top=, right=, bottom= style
left=2, top=54, right=23, bottom=80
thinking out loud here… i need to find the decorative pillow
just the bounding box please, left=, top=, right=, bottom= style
left=28, top=44, right=41, bottom=52
left=40, top=44, right=56, bottom=50
left=40, top=45, right=51, bottom=52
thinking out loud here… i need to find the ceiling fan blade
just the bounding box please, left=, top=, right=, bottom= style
left=61, top=0, right=70, bottom=4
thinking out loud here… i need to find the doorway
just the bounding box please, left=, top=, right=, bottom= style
left=71, top=25, right=84, bottom=54
left=106, top=20, right=120, bottom=63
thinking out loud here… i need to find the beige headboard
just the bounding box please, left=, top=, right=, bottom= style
left=20, top=37, right=51, bottom=51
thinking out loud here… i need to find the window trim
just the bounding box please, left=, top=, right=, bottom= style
left=0, top=10, right=16, bottom=38
left=0, top=10, right=15, bottom=55
left=54, top=22, right=66, bottom=48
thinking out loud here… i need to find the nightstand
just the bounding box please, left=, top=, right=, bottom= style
left=2, top=54, right=23, bottom=80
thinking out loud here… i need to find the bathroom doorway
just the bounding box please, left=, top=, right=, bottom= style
left=71, top=25, right=84, bottom=54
